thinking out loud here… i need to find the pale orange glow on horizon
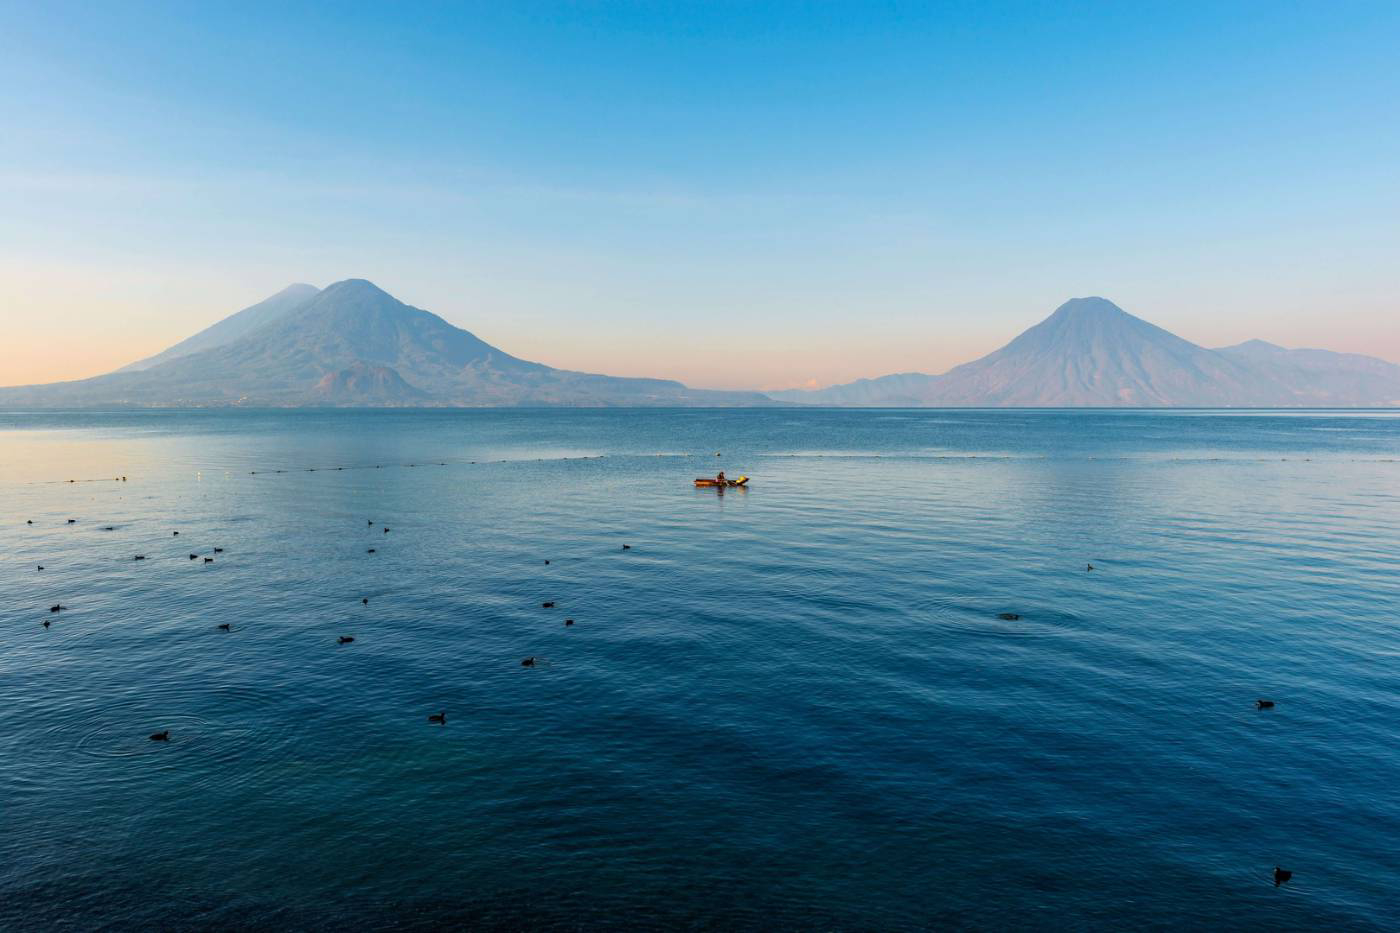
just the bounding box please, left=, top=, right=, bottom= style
left=3, top=279, right=1398, bottom=393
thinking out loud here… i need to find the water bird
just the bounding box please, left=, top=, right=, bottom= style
left=565, top=619, right=575, bottom=626
left=172, top=531, right=179, bottom=536
left=1086, top=563, right=1094, bottom=571
left=541, top=601, right=555, bottom=609
left=544, top=559, right=550, bottom=565
left=384, top=527, right=390, bottom=533
left=997, top=612, right=1021, bottom=621
left=103, top=526, right=114, bottom=531
left=150, top=730, right=170, bottom=741
left=37, top=565, right=43, bottom=571
left=368, top=519, right=373, bottom=525
left=521, top=657, right=536, bottom=667
left=1256, top=699, right=1275, bottom=709
left=134, top=555, right=146, bottom=561
left=428, top=712, right=446, bottom=724
left=27, top=520, right=32, bottom=524
left=67, top=519, right=76, bottom=524
left=362, top=597, right=368, bottom=605
left=50, top=604, right=65, bottom=613
left=42, top=620, right=50, bottom=628
left=338, top=636, right=355, bottom=645
left=217, top=623, right=231, bottom=631
left=204, top=557, right=214, bottom=563
left=213, top=548, right=223, bottom=553
left=1274, top=866, right=1292, bottom=886
left=367, top=548, right=376, bottom=554
left=189, top=554, right=199, bottom=560
left=622, top=544, right=631, bottom=550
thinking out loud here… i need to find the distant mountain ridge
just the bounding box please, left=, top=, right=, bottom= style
left=1, top=279, right=773, bottom=407
left=4, top=288, right=1397, bottom=408
left=773, top=297, right=1400, bottom=407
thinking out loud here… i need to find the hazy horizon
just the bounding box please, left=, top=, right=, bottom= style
left=7, top=280, right=1400, bottom=398
left=3, top=2, right=1398, bottom=390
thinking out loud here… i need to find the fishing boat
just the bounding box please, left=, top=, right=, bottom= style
left=694, top=475, right=749, bottom=487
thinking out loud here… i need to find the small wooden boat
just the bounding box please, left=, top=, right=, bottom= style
left=695, top=475, right=749, bottom=487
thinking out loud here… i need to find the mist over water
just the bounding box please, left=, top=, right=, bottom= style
left=3, top=409, right=1399, bottom=929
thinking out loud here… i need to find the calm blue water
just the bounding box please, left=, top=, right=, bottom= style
left=2, top=409, right=1399, bottom=930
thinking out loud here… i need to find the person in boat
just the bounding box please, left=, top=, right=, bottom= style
left=716, top=470, right=726, bottom=485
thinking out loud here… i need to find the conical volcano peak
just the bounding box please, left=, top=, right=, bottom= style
left=1021, top=296, right=1166, bottom=347
left=297, top=279, right=416, bottom=326
left=318, top=278, right=394, bottom=301
left=114, top=281, right=322, bottom=372
left=1048, top=296, right=1129, bottom=319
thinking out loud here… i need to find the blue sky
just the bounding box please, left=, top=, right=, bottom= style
left=2, top=1, right=1397, bottom=388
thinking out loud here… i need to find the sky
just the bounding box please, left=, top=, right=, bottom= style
left=1, top=1, right=1397, bottom=391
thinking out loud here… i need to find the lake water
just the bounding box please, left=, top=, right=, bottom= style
left=2, top=409, right=1399, bottom=930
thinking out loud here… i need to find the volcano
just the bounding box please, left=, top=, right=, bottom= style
left=1, top=279, right=774, bottom=408
left=772, top=297, right=1400, bottom=407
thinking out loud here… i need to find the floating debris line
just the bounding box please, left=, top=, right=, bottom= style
left=28, top=451, right=1390, bottom=486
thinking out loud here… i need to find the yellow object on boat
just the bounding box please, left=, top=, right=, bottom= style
left=694, top=475, right=749, bottom=487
